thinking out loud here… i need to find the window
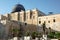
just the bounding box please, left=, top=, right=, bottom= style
left=39, top=21, right=41, bottom=24
left=53, top=19, right=55, bottom=22
left=48, top=21, right=50, bottom=23
left=49, top=27, right=51, bottom=29
left=25, top=23, right=27, bottom=26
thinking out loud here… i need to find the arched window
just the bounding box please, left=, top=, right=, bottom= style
left=48, top=21, right=50, bottom=23
left=39, top=21, right=41, bottom=24
left=53, top=19, right=55, bottom=22
left=25, top=23, right=27, bottom=26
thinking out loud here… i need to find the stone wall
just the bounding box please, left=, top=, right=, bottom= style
left=38, top=14, right=60, bottom=32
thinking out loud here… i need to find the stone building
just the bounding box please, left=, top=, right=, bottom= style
left=38, top=14, right=60, bottom=32
left=0, top=4, right=60, bottom=39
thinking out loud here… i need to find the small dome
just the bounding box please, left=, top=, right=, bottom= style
left=11, top=4, right=25, bottom=13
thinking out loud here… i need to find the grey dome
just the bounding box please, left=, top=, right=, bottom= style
left=11, top=4, right=25, bottom=13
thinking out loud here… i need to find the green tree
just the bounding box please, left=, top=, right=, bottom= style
left=48, top=32, right=55, bottom=38
left=55, top=32, right=60, bottom=38
left=12, top=28, right=19, bottom=37
left=25, top=31, right=30, bottom=36
left=48, top=32, right=60, bottom=39
left=31, top=32, right=38, bottom=39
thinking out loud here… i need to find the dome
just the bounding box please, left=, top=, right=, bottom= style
left=11, top=4, right=25, bottom=13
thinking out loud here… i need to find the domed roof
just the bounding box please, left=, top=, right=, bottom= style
left=11, top=4, right=25, bottom=13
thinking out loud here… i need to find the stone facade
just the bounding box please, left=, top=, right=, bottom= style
left=38, top=14, right=60, bottom=32
left=0, top=8, right=60, bottom=39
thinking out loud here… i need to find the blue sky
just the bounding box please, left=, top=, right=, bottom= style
left=0, top=0, right=60, bottom=14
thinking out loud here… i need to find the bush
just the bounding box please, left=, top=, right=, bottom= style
left=55, top=32, right=60, bottom=38
left=25, top=31, right=30, bottom=36
left=48, top=32, right=55, bottom=38
left=48, top=32, right=60, bottom=39
left=31, top=32, right=41, bottom=39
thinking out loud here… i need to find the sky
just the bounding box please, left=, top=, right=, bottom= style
left=0, top=0, right=60, bottom=14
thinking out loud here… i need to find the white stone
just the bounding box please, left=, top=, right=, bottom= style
left=1, top=20, right=7, bottom=24
left=51, top=39, right=58, bottom=40
left=13, top=37, right=18, bottom=40
left=43, top=35, right=47, bottom=40
left=24, top=36, right=31, bottom=40
left=35, top=37, right=38, bottom=40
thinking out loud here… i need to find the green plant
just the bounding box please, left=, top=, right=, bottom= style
left=31, top=32, right=38, bottom=39
left=12, top=28, right=19, bottom=37
left=25, top=31, right=30, bottom=36
left=48, top=32, right=60, bottom=39
left=55, top=32, right=60, bottom=38
left=48, top=32, right=55, bottom=38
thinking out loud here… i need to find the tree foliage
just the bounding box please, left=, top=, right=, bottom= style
left=31, top=32, right=41, bottom=39
left=25, top=31, right=30, bottom=36
left=11, top=28, right=20, bottom=37
left=48, top=32, right=60, bottom=39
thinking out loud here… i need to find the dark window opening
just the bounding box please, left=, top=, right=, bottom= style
left=48, top=21, right=50, bottom=23
left=39, top=21, right=41, bottom=24
left=25, top=23, right=27, bottom=26
left=53, top=19, right=55, bottom=22
left=49, top=27, right=51, bottom=29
